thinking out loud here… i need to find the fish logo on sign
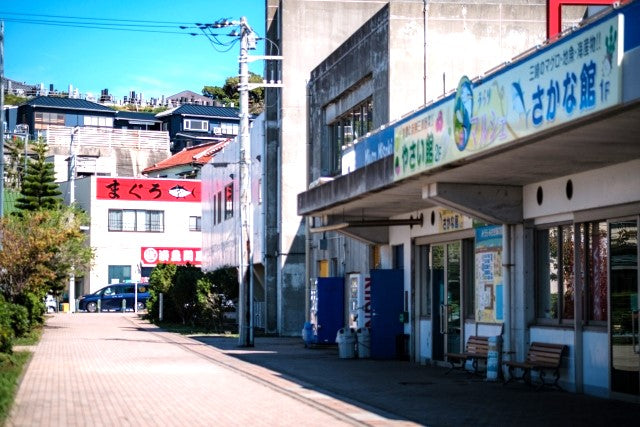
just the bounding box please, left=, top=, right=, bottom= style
left=168, top=185, right=195, bottom=199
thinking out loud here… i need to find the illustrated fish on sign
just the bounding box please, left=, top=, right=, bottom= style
left=168, top=185, right=195, bottom=199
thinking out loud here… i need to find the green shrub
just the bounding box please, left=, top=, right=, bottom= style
left=147, top=264, right=179, bottom=323
left=171, top=265, right=204, bottom=325
left=0, top=299, right=14, bottom=354
left=8, top=304, right=29, bottom=338
left=193, top=276, right=224, bottom=331
left=15, top=292, right=45, bottom=327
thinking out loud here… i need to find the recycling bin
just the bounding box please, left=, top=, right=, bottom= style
left=335, top=327, right=356, bottom=359
left=302, top=322, right=315, bottom=347
left=356, top=327, right=370, bottom=359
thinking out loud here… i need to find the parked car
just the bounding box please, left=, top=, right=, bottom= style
left=78, top=283, right=149, bottom=313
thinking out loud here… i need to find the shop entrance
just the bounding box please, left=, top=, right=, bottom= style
left=431, top=242, right=462, bottom=361
left=610, top=219, right=639, bottom=398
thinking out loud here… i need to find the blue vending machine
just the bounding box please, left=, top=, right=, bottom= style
left=310, top=277, right=344, bottom=344
left=370, top=269, right=405, bottom=359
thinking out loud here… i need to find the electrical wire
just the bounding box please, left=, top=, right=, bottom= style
left=0, top=17, right=197, bottom=35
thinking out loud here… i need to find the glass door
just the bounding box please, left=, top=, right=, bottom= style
left=432, top=242, right=462, bottom=359
left=609, top=219, right=639, bottom=397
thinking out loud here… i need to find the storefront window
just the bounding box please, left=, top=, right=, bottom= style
left=584, top=222, right=608, bottom=322
left=536, top=225, right=574, bottom=321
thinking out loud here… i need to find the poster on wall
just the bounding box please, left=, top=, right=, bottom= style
left=475, top=226, right=503, bottom=323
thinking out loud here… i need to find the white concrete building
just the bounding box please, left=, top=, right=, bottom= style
left=60, top=176, right=203, bottom=297
left=200, top=114, right=265, bottom=326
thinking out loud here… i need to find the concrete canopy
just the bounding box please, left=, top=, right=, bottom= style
left=298, top=99, right=640, bottom=237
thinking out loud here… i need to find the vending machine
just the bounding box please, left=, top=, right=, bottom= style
left=347, top=273, right=363, bottom=329
left=309, top=277, right=344, bottom=344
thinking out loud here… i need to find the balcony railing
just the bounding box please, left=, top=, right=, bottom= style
left=38, top=125, right=170, bottom=151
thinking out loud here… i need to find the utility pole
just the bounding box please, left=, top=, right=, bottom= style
left=234, top=17, right=282, bottom=347
left=68, top=127, right=78, bottom=313
left=237, top=17, right=252, bottom=347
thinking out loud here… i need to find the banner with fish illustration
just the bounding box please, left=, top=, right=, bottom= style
left=394, top=14, right=623, bottom=181
left=96, top=177, right=201, bottom=202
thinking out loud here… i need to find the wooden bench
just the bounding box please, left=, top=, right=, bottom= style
left=445, top=335, right=489, bottom=375
left=503, top=342, right=566, bottom=390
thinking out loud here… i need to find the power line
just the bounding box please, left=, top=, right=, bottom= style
left=0, top=18, right=199, bottom=35
left=0, top=11, right=195, bottom=25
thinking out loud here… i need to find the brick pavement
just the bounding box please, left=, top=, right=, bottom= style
left=8, top=313, right=640, bottom=427
left=7, top=313, right=417, bottom=427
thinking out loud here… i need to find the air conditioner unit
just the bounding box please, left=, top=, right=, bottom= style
left=213, top=127, right=222, bottom=135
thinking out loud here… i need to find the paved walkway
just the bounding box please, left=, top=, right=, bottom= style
left=7, top=313, right=640, bottom=426
left=7, top=313, right=412, bottom=427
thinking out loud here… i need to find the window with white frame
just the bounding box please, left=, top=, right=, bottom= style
left=83, top=115, right=113, bottom=127
left=220, top=122, right=239, bottom=135
left=184, top=119, right=209, bottom=132
left=108, top=209, right=164, bottom=232
left=34, top=112, right=65, bottom=130
left=189, top=216, right=201, bottom=231
left=224, top=184, right=234, bottom=219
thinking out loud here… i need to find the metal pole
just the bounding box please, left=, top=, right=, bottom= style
left=68, top=128, right=77, bottom=312
left=238, top=16, right=253, bottom=347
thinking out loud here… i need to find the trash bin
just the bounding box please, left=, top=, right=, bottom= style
left=301, top=322, right=315, bottom=347
left=486, top=335, right=502, bottom=381
left=335, top=328, right=356, bottom=359
left=61, top=303, right=69, bottom=313
left=356, top=327, right=370, bottom=359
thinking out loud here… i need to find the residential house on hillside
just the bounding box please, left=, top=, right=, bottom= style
left=166, top=90, right=217, bottom=107
left=143, top=140, right=231, bottom=179
left=18, top=96, right=116, bottom=132
left=114, top=111, right=162, bottom=131
left=14, top=96, right=170, bottom=180
left=155, top=104, right=242, bottom=153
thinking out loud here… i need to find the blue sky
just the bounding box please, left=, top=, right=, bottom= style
left=1, top=0, right=265, bottom=100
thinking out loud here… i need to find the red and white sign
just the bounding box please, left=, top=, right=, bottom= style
left=97, top=177, right=201, bottom=202
left=141, top=247, right=202, bottom=266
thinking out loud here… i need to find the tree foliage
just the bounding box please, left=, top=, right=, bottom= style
left=202, top=72, right=265, bottom=114
left=146, top=265, right=238, bottom=331
left=14, top=138, right=61, bottom=213
left=0, top=208, right=94, bottom=302
left=4, top=94, right=28, bottom=105
left=5, top=135, right=28, bottom=192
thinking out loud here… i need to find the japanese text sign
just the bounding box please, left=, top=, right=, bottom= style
left=141, top=247, right=202, bottom=266
left=394, top=14, right=623, bottom=180
left=97, top=177, right=201, bottom=202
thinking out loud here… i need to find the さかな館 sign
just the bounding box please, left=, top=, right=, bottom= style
left=394, top=14, right=623, bottom=181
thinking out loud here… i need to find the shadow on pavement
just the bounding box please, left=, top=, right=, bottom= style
left=191, top=335, right=640, bottom=427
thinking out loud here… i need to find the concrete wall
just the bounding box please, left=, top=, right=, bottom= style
left=265, top=0, right=392, bottom=335
left=424, top=0, right=585, bottom=103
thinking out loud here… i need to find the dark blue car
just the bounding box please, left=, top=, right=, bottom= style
left=78, top=283, right=149, bottom=312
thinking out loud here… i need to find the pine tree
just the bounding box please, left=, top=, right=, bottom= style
left=15, top=138, right=62, bottom=212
